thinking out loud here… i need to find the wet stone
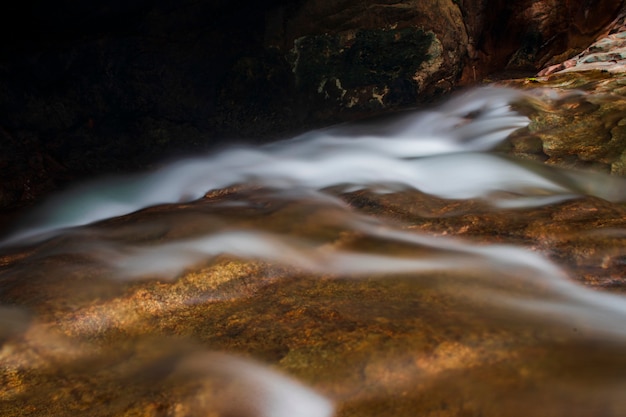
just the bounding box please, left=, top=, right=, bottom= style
left=0, top=179, right=625, bottom=416
left=499, top=70, right=626, bottom=175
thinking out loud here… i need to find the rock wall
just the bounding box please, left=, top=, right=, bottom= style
left=460, top=0, right=625, bottom=81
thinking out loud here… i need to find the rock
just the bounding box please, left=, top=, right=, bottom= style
left=266, top=0, right=467, bottom=117
left=494, top=22, right=626, bottom=176
left=343, top=189, right=626, bottom=290
left=539, top=30, right=626, bottom=75
left=288, top=28, right=445, bottom=115
left=459, top=0, right=625, bottom=81
left=1, top=184, right=626, bottom=416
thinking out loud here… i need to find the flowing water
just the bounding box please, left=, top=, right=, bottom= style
left=0, top=86, right=625, bottom=416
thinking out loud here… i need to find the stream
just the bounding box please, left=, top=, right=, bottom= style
left=0, top=86, right=625, bottom=417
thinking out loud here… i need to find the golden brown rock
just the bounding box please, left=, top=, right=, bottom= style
left=0, top=181, right=625, bottom=416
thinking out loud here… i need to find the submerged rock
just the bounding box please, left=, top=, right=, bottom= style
left=0, top=177, right=625, bottom=416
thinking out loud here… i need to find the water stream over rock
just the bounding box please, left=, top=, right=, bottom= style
left=0, top=85, right=625, bottom=416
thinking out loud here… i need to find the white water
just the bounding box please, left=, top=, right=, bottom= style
left=1, top=86, right=626, bottom=416
left=0, top=87, right=571, bottom=244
